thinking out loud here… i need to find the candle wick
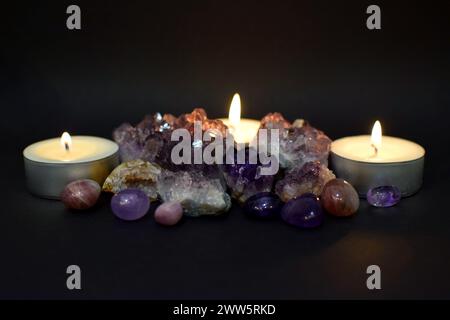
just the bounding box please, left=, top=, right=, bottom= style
left=65, top=142, right=70, bottom=151
left=371, top=143, right=378, bottom=157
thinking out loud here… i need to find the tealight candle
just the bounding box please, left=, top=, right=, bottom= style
left=219, top=93, right=260, bottom=144
left=330, top=121, right=425, bottom=197
left=23, top=133, right=119, bottom=199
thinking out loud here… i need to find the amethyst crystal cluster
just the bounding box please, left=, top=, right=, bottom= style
left=105, top=108, right=334, bottom=217
left=259, top=113, right=335, bottom=202
left=221, top=147, right=276, bottom=203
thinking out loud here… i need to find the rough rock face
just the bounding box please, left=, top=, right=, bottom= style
left=259, top=112, right=291, bottom=130
left=113, top=113, right=175, bottom=163
left=175, top=108, right=228, bottom=137
left=275, top=161, right=336, bottom=202
left=157, top=169, right=231, bottom=217
left=102, top=160, right=161, bottom=201
left=259, top=113, right=332, bottom=171
left=113, top=108, right=228, bottom=170
left=221, top=147, right=276, bottom=204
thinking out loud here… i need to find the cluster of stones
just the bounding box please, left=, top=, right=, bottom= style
left=60, top=108, right=369, bottom=227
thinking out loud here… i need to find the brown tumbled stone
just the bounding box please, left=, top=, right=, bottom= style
left=320, top=179, right=359, bottom=217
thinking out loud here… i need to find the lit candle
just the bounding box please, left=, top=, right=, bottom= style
left=330, top=121, right=425, bottom=197
left=219, top=93, right=260, bottom=144
left=23, top=133, right=119, bottom=199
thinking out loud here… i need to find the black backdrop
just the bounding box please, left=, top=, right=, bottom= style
left=1, top=0, right=449, bottom=299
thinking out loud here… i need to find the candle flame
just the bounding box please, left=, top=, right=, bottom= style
left=228, top=93, right=241, bottom=127
left=61, top=132, right=72, bottom=151
left=371, top=120, right=382, bottom=155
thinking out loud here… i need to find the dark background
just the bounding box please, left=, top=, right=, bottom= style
left=1, top=0, right=449, bottom=299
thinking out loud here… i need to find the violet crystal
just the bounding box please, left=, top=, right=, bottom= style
left=275, top=161, right=335, bottom=202
left=222, top=147, right=276, bottom=204
left=113, top=108, right=229, bottom=170
left=243, top=192, right=283, bottom=219
left=260, top=113, right=332, bottom=170
left=111, top=189, right=150, bottom=221
left=367, top=186, right=401, bottom=207
left=281, top=193, right=324, bottom=228
left=113, top=113, right=176, bottom=163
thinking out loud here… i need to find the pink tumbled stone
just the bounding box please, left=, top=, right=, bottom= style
left=61, top=179, right=101, bottom=210
left=154, top=202, right=183, bottom=226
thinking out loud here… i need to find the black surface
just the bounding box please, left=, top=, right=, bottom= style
left=1, top=0, right=450, bottom=299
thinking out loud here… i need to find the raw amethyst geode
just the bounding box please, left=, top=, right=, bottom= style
left=113, top=112, right=176, bottom=164
left=113, top=108, right=228, bottom=167
left=275, top=161, right=335, bottom=202
left=260, top=113, right=332, bottom=170
left=221, top=147, right=276, bottom=203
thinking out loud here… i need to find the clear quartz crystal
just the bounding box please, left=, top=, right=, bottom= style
left=157, top=169, right=231, bottom=217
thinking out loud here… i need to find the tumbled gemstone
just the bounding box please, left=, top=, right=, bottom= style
left=367, top=186, right=401, bottom=207
left=321, top=179, right=359, bottom=216
left=111, top=189, right=150, bottom=221
left=61, top=179, right=101, bottom=210
left=280, top=193, right=324, bottom=228
left=154, top=201, right=184, bottom=226
left=243, top=192, right=283, bottom=218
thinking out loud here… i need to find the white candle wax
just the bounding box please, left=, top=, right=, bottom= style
left=24, top=136, right=118, bottom=163
left=331, top=135, right=425, bottom=163
left=218, top=118, right=260, bottom=144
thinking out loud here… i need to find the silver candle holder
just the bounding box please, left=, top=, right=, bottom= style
left=23, top=136, right=119, bottom=199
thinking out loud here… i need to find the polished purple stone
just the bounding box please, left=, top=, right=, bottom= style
left=111, top=189, right=150, bottom=221
left=366, top=186, right=401, bottom=207
left=281, top=193, right=324, bottom=228
left=243, top=192, right=283, bottom=219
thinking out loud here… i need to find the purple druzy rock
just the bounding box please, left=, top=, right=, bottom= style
left=278, top=121, right=332, bottom=170
left=221, top=147, right=276, bottom=204
left=113, top=108, right=228, bottom=170
left=111, top=189, right=150, bottom=221
left=367, top=186, right=401, bottom=207
left=243, top=192, right=283, bottom=219
left=281, top=193, right=324, bottom=228
left=113, top=113, right=176, bottom=163
left=259, top=113, right=332, bottom=170
left=275, top=161, right=335, bottom=202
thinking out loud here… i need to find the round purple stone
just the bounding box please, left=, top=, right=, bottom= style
left=111, top=189, right=150, bottom=221
left=281, top=193, right=324, bottom=228
left=366, top=186, right=401, bottom=207
left=243, top=192, right=283, bottom=219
